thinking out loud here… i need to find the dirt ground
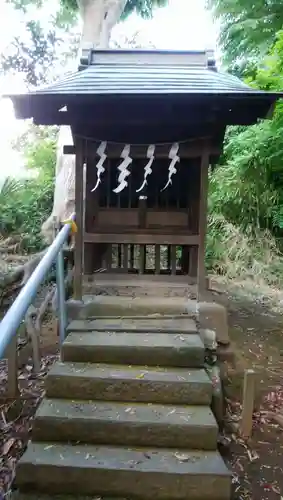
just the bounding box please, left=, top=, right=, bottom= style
left=214, top=287, right=283, bottom=500
left=1, top=284, right=283, bottom=499
left=0, top=320, right=59, bottom=498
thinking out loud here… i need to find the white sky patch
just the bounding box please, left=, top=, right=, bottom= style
left=0, top=0, right=217, bottom=180
left=113, top=0, right=217, bottom=50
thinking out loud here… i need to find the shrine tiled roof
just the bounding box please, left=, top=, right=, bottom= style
left=14, top=49, right=276, bottom=97
left=6, top=49, right=282, bottom=125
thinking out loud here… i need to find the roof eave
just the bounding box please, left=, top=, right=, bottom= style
left=6, top=92, right=280, bottom=126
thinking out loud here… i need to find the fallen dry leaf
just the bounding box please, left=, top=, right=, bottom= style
left=44, top=444, right=54, bottom=450
left=2, top=438, right=15, bottom=456
left=174, top=452, right=192, bottom=462
left=247, top=449, right=259, bottom=462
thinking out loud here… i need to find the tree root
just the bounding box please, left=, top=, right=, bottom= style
left=25, top=305, right=41, bottom=373
left=0, top=245, right=20, bottom=254
left=4, top=255, right=30, bottom=263
left=35, top=287, right=56, bottom=332
left=0, top=236, right=21, bottom=254
left=0, top=249, right=48, bottom=301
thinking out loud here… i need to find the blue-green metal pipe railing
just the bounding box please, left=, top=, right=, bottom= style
left=0, top=217, right=74, bottom=359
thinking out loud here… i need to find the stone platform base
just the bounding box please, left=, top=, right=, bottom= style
left=66, top=295, right=230, bottom=346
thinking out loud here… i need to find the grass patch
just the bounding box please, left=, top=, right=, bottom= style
left=207, top=213, right=283, bottom=288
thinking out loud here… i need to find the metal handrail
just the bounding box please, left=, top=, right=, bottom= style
left=0, top=217, right=74, bottom=359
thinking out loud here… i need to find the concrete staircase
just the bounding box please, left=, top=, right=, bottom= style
left=15, top=316, right=231, bottom=500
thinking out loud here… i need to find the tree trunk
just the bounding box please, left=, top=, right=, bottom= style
left=80, top=0, right=128, bottom=48
left=41, top=0, right=127, bottom=243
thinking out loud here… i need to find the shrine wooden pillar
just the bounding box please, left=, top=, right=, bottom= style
left=74, top=138, right=85, bottom=300
left=197, top=146, right=210, bottom=300
left=84, top=150, right=100, bottom=274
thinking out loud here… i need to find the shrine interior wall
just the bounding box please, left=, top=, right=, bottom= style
left=85, top=156, right=201, bottom=235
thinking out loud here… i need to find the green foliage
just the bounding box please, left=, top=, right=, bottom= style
left=7, top=0, right=169, bottom=24
left=250, top=30, right=283, bottom=91
left=0, top=178, right=23, bottom=202
left=0, top=177, right=54, bottom=251
left=206, top=213, right=283, bottom=288
left=1, top=20, right=62, bottom=86
left=2, top=0, right=168, bottom=87
left=6, top=0, right=42, bottom=11
left=60, top=0, right=168, bottom=19
left=23, top=127, right=58, bottom=175
left=210, top=30, right=283, bottom=233
left=207, top=0, right=283, bottom=69
left=209, top=119, right=283, bottom=232
left=0, top=128, right=57, bottom=252
left=12, top=124, right=58, bottom=153
left=122, top=0, right=167, bottom=19
left=207, top=22, right=283, bottom=285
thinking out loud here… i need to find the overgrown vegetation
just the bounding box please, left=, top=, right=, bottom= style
left=205, top=20, right=283, bottom=288
left=0, top=126, right=57, bottom=252
left=206, top=214, right=283, bottom=288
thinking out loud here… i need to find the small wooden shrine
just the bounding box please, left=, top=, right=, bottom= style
left=8, top=49, right=280, bottom=299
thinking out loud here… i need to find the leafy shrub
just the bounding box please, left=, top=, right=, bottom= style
left=206, top=213, right=283, bottom=287
left=0, top=128, right=56, bottom=252
left=0, top=175, right=54, bottom=252
left=206, top=31, right=283, bottom=287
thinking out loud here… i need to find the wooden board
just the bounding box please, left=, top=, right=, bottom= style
left=64, top=139, right=220, bottom=159
left=84, top=232, right=199, bottom=246
left=96, top=209, right=139, bottom=227
left=147, top=211, right=188, bottom=227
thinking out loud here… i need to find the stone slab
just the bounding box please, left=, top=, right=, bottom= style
left=66, top=296, right=194, bottom=319
left=67, top=317, right=197, bottom=333
left=198, top=302, right=230, bottom=345
left=33, top=398, right=217, bottom=450
left=14, top=495, right=227, bottom=500
left=16, top=442, right=231, bottom=499
left=46, top=362, right=212, bottom=405
left=14, top=495, right=128, bottom=500
left=62, top=331, right=204, bottom=368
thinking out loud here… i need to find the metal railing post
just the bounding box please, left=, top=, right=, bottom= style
left=0, top=219, right=73, bottom=359
left=56, top=248, right=67, bottom=346
left=54, top=218, right=67, bottom=347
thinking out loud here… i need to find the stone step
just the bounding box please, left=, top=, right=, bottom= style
left=62, top=331, right=204, bottom=367
left=46, top=362, right=212, bottom=405
left=14, top=495, right=228, bottom=500
left=14, top=494, right=229, bottom=500
left=33, top=398, right=217, bottom=450
left=14, top=495, right=128, bottom=500
left=66, top=296, right=197, bottom=319
left=67, top=317, right=197, bottom=334
left=16, top=442, right=231, bottom=499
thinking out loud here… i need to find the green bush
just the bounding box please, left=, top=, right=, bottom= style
left=0, top=128, right=56, bottom=252
left=205, top=32, right=283, bottom=287
left=206, top=213, right=283, bottom=287
left=0, top=175, right=54, bottom=252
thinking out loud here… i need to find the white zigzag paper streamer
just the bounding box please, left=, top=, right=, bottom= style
left=136, top=144, right=155, bottom=193
left=113, top=144, right=132, bottom=194
left=91, top=141, right=107, bottom=192
left=161, top=143, right=180, bottom=192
